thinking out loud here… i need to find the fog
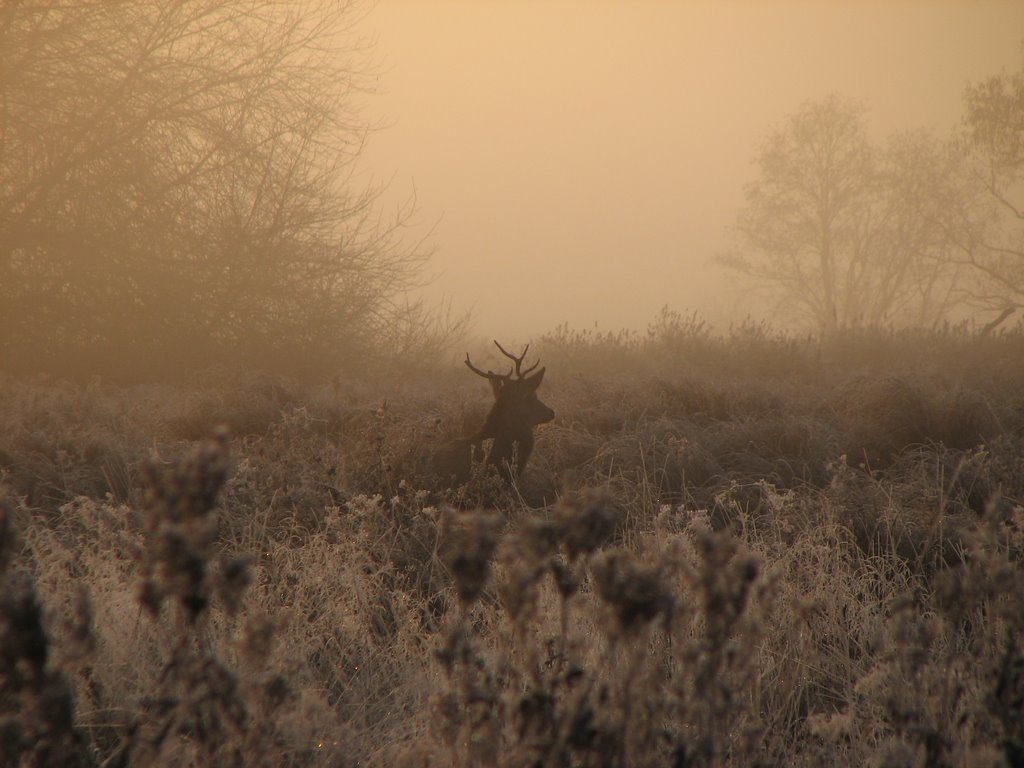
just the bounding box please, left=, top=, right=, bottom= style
left=361, top=1, right=1024, bottom=338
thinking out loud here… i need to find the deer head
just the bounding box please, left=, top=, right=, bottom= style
left=461, top=341, right=554, bottom=481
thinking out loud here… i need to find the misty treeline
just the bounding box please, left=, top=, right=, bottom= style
left=0, top=0, right=455, bottom=381
left=2, top=3, right=1021, bottom=381
left=721, top=60, right=1024, bottom=335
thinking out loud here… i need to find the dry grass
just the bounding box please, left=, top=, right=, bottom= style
left=3, top=324, right=1024, bottom=766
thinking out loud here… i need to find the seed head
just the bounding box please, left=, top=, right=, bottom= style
left=440, top=509, right=501, bottom=604
left=591, top=549, right=674, bottom=635
left=559, top=493, right=621, bottom=560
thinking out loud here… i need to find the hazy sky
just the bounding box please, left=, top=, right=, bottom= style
left=359, top=1, right=1024, bottom=339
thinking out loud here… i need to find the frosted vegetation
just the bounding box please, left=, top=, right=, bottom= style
left=4, top=318, right=1024, bottom=766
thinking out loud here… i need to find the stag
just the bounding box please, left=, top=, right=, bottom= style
left=436, top=341, right=555, bottom=484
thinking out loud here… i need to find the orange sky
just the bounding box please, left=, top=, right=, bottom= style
left=359, top=1, right=1024, bottom=339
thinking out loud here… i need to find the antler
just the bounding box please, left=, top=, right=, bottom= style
left=464, top=341, right=540, bottom=381
left=493, top=341, right=540, bottom=378
left=464, top=353, right=511, bottom=381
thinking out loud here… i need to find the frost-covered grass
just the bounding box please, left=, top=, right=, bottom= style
left=4, top=322, right=1024, bottom=766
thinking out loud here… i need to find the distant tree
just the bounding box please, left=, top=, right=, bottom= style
left=720, top=95, right=963, bottom=335
left=0, top=0, right=438, bottom=379
left=938, top=55, right=1024, bottom=313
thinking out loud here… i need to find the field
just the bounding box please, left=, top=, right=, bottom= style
left=4, top=318, right=1024, bottom=767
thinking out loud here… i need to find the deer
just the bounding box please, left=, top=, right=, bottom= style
left=435, top=341, right=555, bottom=485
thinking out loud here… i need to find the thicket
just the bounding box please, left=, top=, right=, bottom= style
left=3, top=321, right=1024, bottom=766
left=0, top=0, right=452, bottom=382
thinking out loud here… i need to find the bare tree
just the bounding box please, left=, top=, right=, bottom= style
left=937, top=55, right=1024, bottom=312
left=720, top=95, right=963, bottom=334
left=0, top=0, right=433, bottom=378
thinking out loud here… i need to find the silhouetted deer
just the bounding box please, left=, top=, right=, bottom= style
left=436, top=341, right=555, bottom=484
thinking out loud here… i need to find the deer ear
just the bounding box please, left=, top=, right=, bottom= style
left=524, top=367, right=545, bottom=390
left=489, top=379, right=503, bottom=398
